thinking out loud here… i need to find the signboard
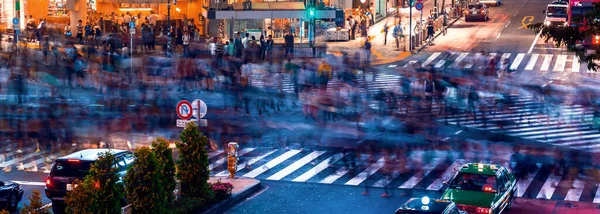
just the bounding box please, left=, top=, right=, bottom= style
left=191, top=99, right=207, bottom=119
left=176, top=100, right=193, bottom=120
left=176, top=119, right=197, bottom=128
left=15, top=30, right=20, bottom=34
left=129, top=21, right=135, bottom=28
left=12, top=18, right=18, bottom=25
left=415, top=2, right=424, bottom=11
left=130, top=28, right=135, bottom=34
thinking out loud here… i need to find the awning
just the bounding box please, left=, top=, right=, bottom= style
left=96, top=0, right=190, bottom=3
left=208, top=9, right=339, bottom=19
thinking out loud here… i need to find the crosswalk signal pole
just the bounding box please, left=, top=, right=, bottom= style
left=409, top=0, right=413, bottom=52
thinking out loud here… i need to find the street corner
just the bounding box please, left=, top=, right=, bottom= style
left=510, top=198, right=600, bottom=214
left=209, top=176, right=261, bottom=197
left=372, top=51, right=412, bottom=66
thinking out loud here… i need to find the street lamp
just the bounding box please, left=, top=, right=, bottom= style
left=166, top=0, right=178, bottom=57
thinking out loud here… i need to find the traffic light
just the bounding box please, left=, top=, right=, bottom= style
left=410, top=0, right=415, bottom=6
left=309, top=7, right=315, bottom=17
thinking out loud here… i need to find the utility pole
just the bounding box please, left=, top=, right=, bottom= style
left=166, top=0, right=174, bottom=57
left=409, top=0, right=412, bottom=52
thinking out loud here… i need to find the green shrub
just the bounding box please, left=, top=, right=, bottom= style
left=125, top=147, right=168, bottom=214
left=176, top=122, right=212, bottom=200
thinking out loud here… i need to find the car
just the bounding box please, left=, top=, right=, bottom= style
left=396, top=196, right=466, bottom=214
left=441, top=163, right=516, bottom=214
left=45, top=149, right=134, bottom=214
left=464, top=3, right=489, bottom=22
left=0, top=181, right=24, bottom=211
left=478, top=0, right=502, bottom=6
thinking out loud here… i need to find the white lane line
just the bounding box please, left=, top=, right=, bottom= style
left=434, top=59, right=446, bottom=68
left=292, top=153, right=345, bottom=182
left=510, top=53, right=525, bottom=70
left=564, top=178, right=586, bottom=201
left=10, top=181, right=46, bottom=186
left=553, top=55, right=568, bottom=72
left=516, top=165, right=541, bottom=197
left=452, top=53, right=469, bottom=67
left=209, top=148, right=255, bottom=171
left=399, top=158, right=441, bottom=189
left=243, top=150, right=301, bottom=178
left=536, top=173, right=562, bottom=199
left=422, top=52, right=441, bottom=67
left=215, top=150, right=277, bottom=176
left=528, top=31, right=542, bottom=54
left=427, top=159, right=466, bottom=191
left=594, top=184, right=600, bottom=203
left=267, top=151, right=326, bottom=181
left=540, top=54, right=553, bottom=71
left=388, top=64, right=397, bottom=68
left=525, top=54, right=539, bottom=70
left=345, top=156, right=396, bottom=186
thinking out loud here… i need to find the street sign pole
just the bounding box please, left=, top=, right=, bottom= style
left=409, top=0, right=412, bottom=52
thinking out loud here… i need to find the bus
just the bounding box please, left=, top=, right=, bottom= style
left=544, top=1, right=569, bottom=26
left=568, top=0, right=600, bottom=47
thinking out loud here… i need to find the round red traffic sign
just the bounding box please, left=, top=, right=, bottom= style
left=176, top=100, right=193, bottom=120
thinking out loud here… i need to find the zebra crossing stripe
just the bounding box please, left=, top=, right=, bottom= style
left=209, top=150, right=223, bottom=159
left=0, top=149, right=49, bottom=168
left=423, top=52, right=441, bottom=67
left=403, top=60, right=417, bottom=67
left=243, top=150, right=301, bottom=178
left=501, top=53, right=511, bottom=61
left=215, top=150, right=277, bottom=176
left=489, top=53, right=497, bottom=58
left=452, top=53, right=469, bottom=67
left=267, top=151, right=326, bottom=181
left=320, top=155, right=369, bottom=184
left=388, top=64, right=397, bottom=68
left=434, top=59, right=446, bottom=68
left=345, top=156, right=396, bottom=186
left=525, top=54, right=539, bottom=70
left=541, top=54, right=553, bottom=71
left=554, top=55, right=568, bottom=72
left=536, top=173, right=562, bottom=199
left=292, top=153, right=344, bottom=182
left=399, top=158, right=442, bottom=189
left=209, top=148, right=255, bottom=171
left=594, top=185, right=600, bottom=203
left=510, top=53, right=525, bottom=70
left=516, top=165, right=541, bottom=197
left=426, top=159, right=466, bottom=191
left=564, top=178, right=586, bottom=201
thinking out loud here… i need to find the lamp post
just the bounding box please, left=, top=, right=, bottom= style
left=166, top=0, right=175, bottom=57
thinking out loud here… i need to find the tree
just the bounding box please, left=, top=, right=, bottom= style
left=176, top=122, right=212, bottom=199
left=528, top=3, right=600, bottom=71
left=125, top=147, right=167, bottom=214
left=20, top=190, right=50, bottom=214
left=64, top=152, right=124, bottom=214
left=152, top=137, right=176, bottom=203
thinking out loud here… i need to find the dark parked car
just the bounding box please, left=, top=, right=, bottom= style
left=45, top=149, right=134, bottom=214
left=464, top=3, right=489, bottom=22
left=0, top=181, right=24, bottom=211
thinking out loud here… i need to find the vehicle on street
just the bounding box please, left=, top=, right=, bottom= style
left=0, top=181, right=24, bottom=211
left=464, top=3, right=489, bottom=22
left=544, top=1, right=569, bottom=26
left=567, top=0, right=600, bottom=48
left=45, top=149, right=134, bottom=214
left=441, top=163, right=516, bottom=214
left=478, top=0, right=502, bottom=6
left=396, top=196, right=466, bottom=214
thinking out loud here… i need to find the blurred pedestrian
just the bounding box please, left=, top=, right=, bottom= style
left=284, top=31, right=294, bottom=59
left=382, top=22, right=389, bottom=45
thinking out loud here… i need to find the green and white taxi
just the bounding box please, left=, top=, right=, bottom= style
left=441, top=163, right=516, bottom=214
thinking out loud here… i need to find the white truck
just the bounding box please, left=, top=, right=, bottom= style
left=544, top=1, right=569, bottom=26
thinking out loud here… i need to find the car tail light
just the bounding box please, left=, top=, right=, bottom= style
left=476, top=207, right=491, bottom=214
left=46, top=176, right=51, bottom=186
left=480, top=10, right=485, bottom=14
left=483, top=185, right=497, bottom=193
left=68, top=159, right=80, bottom=162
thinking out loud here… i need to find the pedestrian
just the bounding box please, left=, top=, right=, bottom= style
left=393, top=22, right=404, bottom=49
left=76, top=20, right=84, bottom=44
left=360, top=20, right=368, bottom=37
left=182, top=31, right=190, bottom=56
left=382, top=22, right=389, bottom=45
left=265, top=35, right=274, bottom=61
left=351, top=17, right=358, bottom=40
left=284, top=31, right=294, bottom=59
left=497, top=58, right=509, bottom=81
left=426, top=22, right=434, bottom=45
left=234, top=32, right=243, bottom=58
left=363, top=38, right=372, bottom=65
left=215, top=37, right=224, bottom=67
left=64, top=22, right=72, bottom=39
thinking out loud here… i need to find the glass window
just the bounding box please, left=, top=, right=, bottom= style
left=51, top=160, right=93, bottom=177
left=449, top=172, right=497, bottom=192
left=468, top=4, right=484, bottom=9
left=547, top=6, right=568, bottom=18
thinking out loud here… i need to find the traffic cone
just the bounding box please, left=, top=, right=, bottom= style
left=16, top=141, right=23, bottom=154
left=36, top=140, right=40, bottom=153
left=43, top=163, right=51, bottom=174
left=26, top=160, right=38, bottom=172
left=17, top=162, right=24, bottom=171
left=381, top=192, right=390, bottom=198
left=3, top=165, right=11, bottom=173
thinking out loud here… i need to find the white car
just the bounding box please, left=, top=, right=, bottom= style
left=478, top=0, right=502, bottom=6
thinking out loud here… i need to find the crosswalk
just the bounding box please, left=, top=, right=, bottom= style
left=206, top=147, right=600, bottom=203
left=389, top=51, right=597, bottom=73
left=439, top=95, right=600, bottom=153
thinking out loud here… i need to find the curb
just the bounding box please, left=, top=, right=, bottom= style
left=203, top=179, right=262, bottom=214
left=415, top=16, right=462, bottom=53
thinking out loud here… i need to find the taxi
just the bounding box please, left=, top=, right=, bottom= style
left=441, top=163, right=516, bottom=214
left=395, top=196, right=466, bottom=214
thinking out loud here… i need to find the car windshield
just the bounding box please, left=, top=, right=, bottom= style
left=468, top=4, right=483, bottom=9
left=449, top=172, right=496, bottom=192
left=51, top=160, right=93, bottom=177
left=547, top=6, right=568, bottom=18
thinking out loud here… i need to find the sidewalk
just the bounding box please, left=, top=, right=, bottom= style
left=204, top=176, right=261, bottom=214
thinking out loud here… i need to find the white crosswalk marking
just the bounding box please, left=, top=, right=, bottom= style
left=399, top=158, right=441, bottom=189
left=536, top=173, right=562, bottom=199
left=572, top=56, right=581, bottom=72
left=292, top=153, right=344, bottom=182
left=554, top=55, right=568, bottom=72
left=215, top=150, right=276, bottom=176
left=564, top=178, right=586, bottom=201
left=422, top=52, right=441, bottom=67
left=594, top=185, right=600, bottom=203
left=243, top=150, right=301, bottom=178
left=510, top=53, right=525, bottom=70
left=434, top=59, right=446, bottom=68
left=0, top=150, right=48, bottom=168
left=267, top=151, right=325, bottom=181
left=426, top=159, right=466, bottom=191
left=453, top=53, right=469, bottom=67
left=501, top=53, right=511, bottom=61
left=489, top=53, right=497, bottom=58
left=209, top=148, right=255, bottom=171
left=403, top=60, right=417, bottom=67
left=541, top=54, right=553, bottom=71
left=345, top=156, right=395, bottom=186
left=525, top=54, right=539, bottom=70
left=320, top=167, right=349, bottom=184
left=515, top=165, right=541, bottom=197
left=388, top=64, right=397, bottom=68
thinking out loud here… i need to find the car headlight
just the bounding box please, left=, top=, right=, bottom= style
left=595, top=35, right=600, bottom=40
left=545, top=21, right=551, bottom=26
